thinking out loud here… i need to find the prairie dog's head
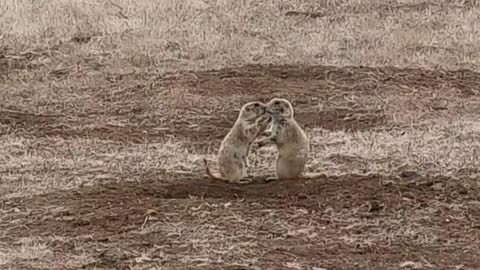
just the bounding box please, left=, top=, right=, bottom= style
left=239, top=101, right=267, bottom=120
left=266, top=98, right=294, bottom=119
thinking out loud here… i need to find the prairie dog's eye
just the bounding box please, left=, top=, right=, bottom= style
left=274, top=101, right=280, bottom=105
left=254, top=103, right=260, bottom=107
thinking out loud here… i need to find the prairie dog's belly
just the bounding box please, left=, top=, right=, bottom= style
left=275, top=138, right=309, bottom=179
left=275, top=155, right=307, bottom=179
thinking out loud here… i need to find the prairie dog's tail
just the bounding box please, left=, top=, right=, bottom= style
left=203, top=158, right=223, bottom=181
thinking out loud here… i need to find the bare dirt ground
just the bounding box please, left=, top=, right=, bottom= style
left=2, top=0, right=480, bottom=269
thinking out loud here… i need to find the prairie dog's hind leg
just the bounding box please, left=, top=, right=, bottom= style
left=265, top=176, right=278, bottom=182
left=234, top=164, right=253, bottom=184
left=218, top=153, right=244, bottom=183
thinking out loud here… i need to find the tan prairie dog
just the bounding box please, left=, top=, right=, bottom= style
left=256, top=98, right=309, bottom=181
left=204, top=101, right=272, bottom=184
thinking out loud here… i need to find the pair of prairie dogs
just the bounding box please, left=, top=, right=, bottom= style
left=204, top=98, right=309, bottom=184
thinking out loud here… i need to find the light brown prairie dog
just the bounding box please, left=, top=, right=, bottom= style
left=203, top=101, right=272, bottom=184
left=256, top=98, right=309, bottom=181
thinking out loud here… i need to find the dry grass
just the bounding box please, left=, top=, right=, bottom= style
left=2, top=0, right=480, bottom=269
left=1, top=0, right=480, bottom=73
left=307, top=117, right=480, bottom=176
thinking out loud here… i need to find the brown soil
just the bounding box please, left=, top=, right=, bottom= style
left=5, top=174, right=480, bottom=269
left=4, top=65, right=478, bottom=144
left=3, top=64, right=480, bottom=269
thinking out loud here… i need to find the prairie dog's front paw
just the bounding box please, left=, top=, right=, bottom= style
left=258, top=114, right=272, bottom=125
left=261, top=130, right=273, bottom=137
left=252, top=138, right=265, bottom=148
left=259, top=141, right=270, bottom=148
left=255, top=137, right=272, bottom=148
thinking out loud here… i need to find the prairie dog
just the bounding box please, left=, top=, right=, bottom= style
left=256, top=98, right=309, bottom=181
left=204, top=101, right=272, bottom=184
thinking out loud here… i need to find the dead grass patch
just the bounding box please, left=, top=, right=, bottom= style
left=1, top=0, right=480, bottom=72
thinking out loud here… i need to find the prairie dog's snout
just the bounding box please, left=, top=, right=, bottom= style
left=254, top=102, right=267, bottom=115
left=240, top=101, right=268, bottom=120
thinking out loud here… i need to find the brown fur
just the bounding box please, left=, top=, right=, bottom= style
left=256, top=98, right=309, bottom=181
left=204, top=101, right=272, bottom=184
